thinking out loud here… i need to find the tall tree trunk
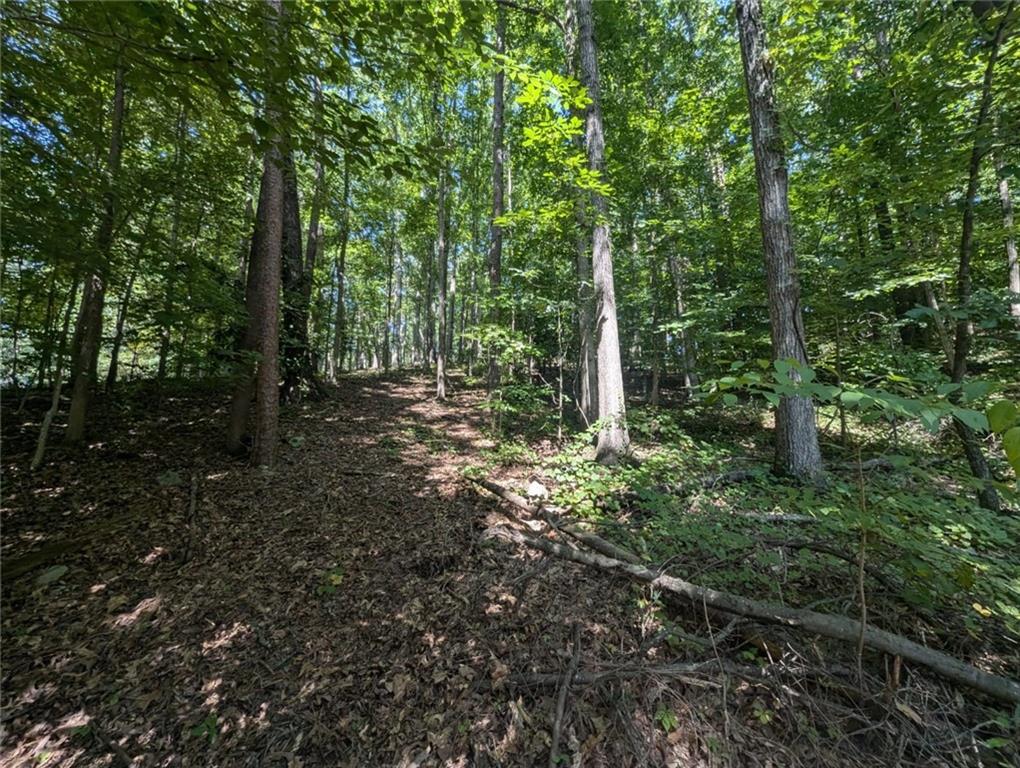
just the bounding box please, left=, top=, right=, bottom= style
left=395, top=240, right=404, bottom=369
left=157, top=106, right=188, bottom=385
left=564, top=0, right=597, bottom=425
left=330, top=151, right=351, bottom=380
left=576, top=0, right=630, bottom=464
left=36, top=267, right=59, bottom=389
left=227, top=162, right=268, bottom=453
left=736, top=0, right=823, bottom=481
left=280, top=150, right=308, bottom=402
left=32, top=278, right=80, bottom=470
left=949, top=8, right=1011, bottom=512
left=994, top=142, right=1020, bottom=324
left=384, top=222, right=396, bottom=372
left=436, top=95, right=449, bottom=400
left=226, top=0, right=284, bottom=465
left=487, top=8, right=506, bottom=393
left=424, top=238, right=435, bottom=372
left=66, top=56, right=126, bottom=443
left=666, top=250, right=699, bottom=392
left=649, top=246, right=662, bottom=408
left=173, top=208, right=205, bottom=380
left=8, top=254, right=27, bottom=394
left=106, top=202, right=157, bottom=392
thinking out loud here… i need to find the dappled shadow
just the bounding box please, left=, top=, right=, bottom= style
left=2, top=373, right=645, bottom=766
left=2, top=374, right=1006, bottom=767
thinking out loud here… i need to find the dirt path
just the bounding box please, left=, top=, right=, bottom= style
left=2, top=375, right=660, bottom=767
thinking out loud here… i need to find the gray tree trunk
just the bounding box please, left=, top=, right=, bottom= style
left=436, top=95, right=449, bottom=400
left=736, top=0, right=823, bottom=481
left=576, top=0, right=630, bottom=464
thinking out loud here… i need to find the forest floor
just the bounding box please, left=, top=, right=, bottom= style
left=1, top=374, right=1017, bottom=768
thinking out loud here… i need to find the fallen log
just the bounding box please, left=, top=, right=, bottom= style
left=471, top=476, right=643, bottom=565
left=484, top=526, right=1020, bottom=704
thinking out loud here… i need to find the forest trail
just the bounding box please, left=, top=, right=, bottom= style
left=2, top=375, right=652, bottom=768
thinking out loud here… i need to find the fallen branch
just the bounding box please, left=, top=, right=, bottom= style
left=471, top=476, right=642, bottom=565
left=548, top=623, right=581, bottom=768
left=763, top=538, right=901, bottom=592
left=484, top=526, right=1020, bottom=704
left=519, top=660, right=719, bottom=688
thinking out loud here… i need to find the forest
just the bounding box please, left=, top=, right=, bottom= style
left=1, top=0, right=1019, bottom=765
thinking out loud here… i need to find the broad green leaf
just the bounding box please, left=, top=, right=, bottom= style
left=1003, top=427, right=1020, bottom=475
left=954, top=409, right=989, bottom=433
left=986, top=401, right=1017, bottom=433
left=36, top=565, right=68, bottom=586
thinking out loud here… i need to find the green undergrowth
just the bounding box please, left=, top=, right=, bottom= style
left=476, top=402, right=1020, bottom=641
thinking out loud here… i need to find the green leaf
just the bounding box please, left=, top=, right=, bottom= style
left=723, top=393, right=738, bottom=406
left=986, top=401, right=1017, bottom=434
left=840, top=390, right=865, bottom=407
left=1002, top=427, right=1020, bottom=475
left=954, top=409, right=989, bottom=433
left=36, top=565, right=68, bottom=586
left=157, top=470, right=184, bottom=487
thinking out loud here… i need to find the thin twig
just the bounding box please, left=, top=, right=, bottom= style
left=549, top=622, right=581, bottom=768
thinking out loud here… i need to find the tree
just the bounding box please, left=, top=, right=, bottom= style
left=735, top=0, right=823, bottom=481
left=436, top=91, right=450, bottom=400
left=576, top=0, right=630, bottom=465
left=488, top=8, right=506, bottom=394
left=947, top=5, right=1013, bottom=512
left=66, top=55, right=126, bottom=443
left=225, top=0, right=286, bottom=466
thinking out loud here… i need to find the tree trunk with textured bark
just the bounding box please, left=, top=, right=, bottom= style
left=330, top=151, right=351, bottom=381
left=66, top=56, right=126, bottom=443
left=487, top=8, right=506, bottom=394
left=280, top=150, right=309, bottom=402
left=576, top=0, right=630, bottom=464
left=736, top=0, right=822, bottom=481
left=436, top=95, right=449, bottom=400
left=949, top=8, right=1011, bottom=512
left=564, top=0, right=597, bottom=425
left=226, top=0, right=284, bottom=466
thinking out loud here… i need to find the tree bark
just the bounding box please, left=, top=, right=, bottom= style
left=226, top=0, right=284, bottom=466
left=32, top=278, right=80, bottom=470
left=330, top=150, right=352, bottom=380
left=949, top=7, right=1011, bottom=512
left=280, top=150, right=309, bottom=402
left=736, top=0, right=822, bottom=481
left=66, top=56, right=126, bottom=443
left=576, top=0, right=630, bottom=464
left=564, top=0, right=597, bottom=425
left=487, top=8, right=506, bottom=394
left=436, top=93, right=449, bottom=400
